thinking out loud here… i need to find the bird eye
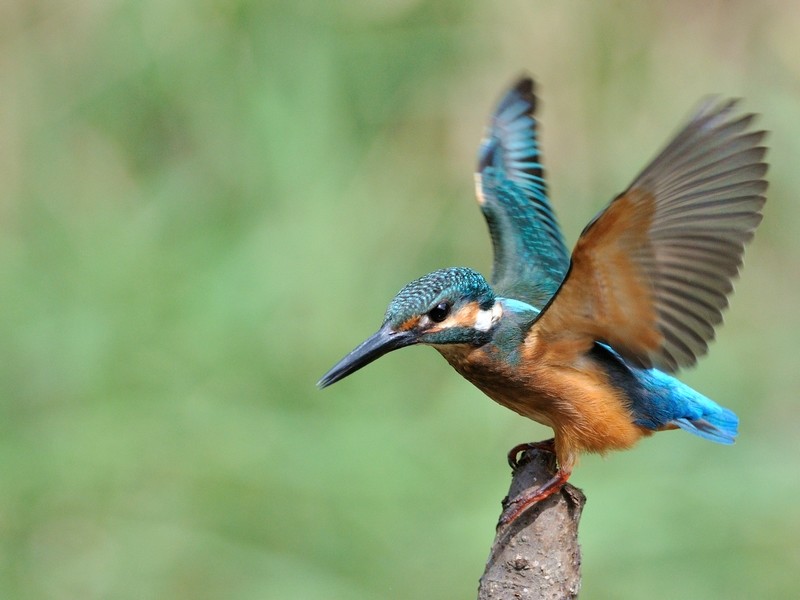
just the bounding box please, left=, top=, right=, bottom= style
left=428, top=302, right=451, bottom=323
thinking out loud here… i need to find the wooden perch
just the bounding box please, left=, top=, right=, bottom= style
left=478, top=449, right=586, bottom=599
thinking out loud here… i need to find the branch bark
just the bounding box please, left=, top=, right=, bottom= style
left=478, top=449, right=586, bottom=599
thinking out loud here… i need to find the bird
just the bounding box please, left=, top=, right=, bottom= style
left=318, top=77, right=767, bottom=526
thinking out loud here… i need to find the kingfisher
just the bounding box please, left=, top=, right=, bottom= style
left=319, top=77, right=767, bottom=526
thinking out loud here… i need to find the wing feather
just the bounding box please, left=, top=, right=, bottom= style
left=534, top=98, right=767, bottom=372
left=476, top=77, right=570, bottom=307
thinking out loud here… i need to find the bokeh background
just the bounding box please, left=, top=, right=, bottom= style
left=2, top=1, right=799, bottom=598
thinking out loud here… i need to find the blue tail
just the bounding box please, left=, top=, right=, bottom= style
left=671, top=408, right=739, bottom=445
left=593, top=342, right=739, bottom=444
left=633, top=368, right=739, bottom=445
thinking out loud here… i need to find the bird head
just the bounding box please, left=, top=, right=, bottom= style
left=318, top=267, right=498, bottom=388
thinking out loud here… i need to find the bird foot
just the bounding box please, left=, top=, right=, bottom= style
left=497, top=468, right=571, bottom=529
left=507, top=438, right=556, bottom=470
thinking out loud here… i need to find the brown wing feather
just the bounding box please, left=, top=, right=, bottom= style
left=535, top=99, right=768, bottom=372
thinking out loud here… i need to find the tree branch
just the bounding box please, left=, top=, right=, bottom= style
left=478, top=449, right=586, bottom=599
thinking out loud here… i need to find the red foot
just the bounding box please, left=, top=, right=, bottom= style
left=507, top=438, right=555, bottom=470
left=498, top=467, right=571, bottom=528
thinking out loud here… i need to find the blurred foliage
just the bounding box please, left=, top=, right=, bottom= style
left=1, top=0, right=799, bottom=598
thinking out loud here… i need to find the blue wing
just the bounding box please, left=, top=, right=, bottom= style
left=475, top=77, right=570, bottom=307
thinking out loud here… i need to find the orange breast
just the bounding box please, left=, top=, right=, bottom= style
left=437, top=335, right=650, bottom=470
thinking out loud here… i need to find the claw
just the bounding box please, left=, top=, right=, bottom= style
left=497, top=467, right=571, bottom=528
left=506, top=438, right=555, bottom=470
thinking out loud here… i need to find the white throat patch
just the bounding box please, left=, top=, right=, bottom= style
left=474, top=302, right=502, bottom=331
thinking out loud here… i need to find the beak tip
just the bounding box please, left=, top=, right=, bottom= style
left=316, top=326, right=415, bottom=392
left=318, top=364, right=349, bottom=389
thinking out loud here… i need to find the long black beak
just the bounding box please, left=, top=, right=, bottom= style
left=317, top=324, right=417, bottom=389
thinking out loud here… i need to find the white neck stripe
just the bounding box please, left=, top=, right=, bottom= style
left=474, top=303, right=502, bottom=331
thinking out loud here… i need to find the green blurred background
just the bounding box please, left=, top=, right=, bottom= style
left=2, top=1, right=799, bottom=598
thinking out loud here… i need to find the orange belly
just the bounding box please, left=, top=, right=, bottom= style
left=437, top=338, right=651, bottom=470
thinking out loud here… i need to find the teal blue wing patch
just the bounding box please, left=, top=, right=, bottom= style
left=477, top=77, right=570, bottom=307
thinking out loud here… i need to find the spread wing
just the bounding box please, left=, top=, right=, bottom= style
left=476, top=77, right=570, bottom=308
left=534, top=98, right=768, bottom=373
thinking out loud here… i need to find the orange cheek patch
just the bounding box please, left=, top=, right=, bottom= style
left=397, top=316, right=421, bottom=331
left=459, top=303, right=480, bottom=325
left=447, top=302, right=490, bottom=331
